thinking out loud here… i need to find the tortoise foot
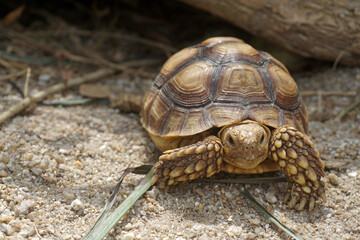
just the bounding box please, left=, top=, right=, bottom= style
left=283, top=182, right=326, bottom=211
left=270, top=126, right=326, bottom=211
left=151, top=136, right=223, bottom=188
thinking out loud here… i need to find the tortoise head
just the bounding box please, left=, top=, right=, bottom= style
left=219, top=120, right=271, bottom=169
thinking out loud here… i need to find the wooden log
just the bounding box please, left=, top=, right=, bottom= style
left=180, top=0, right=360, bottom=65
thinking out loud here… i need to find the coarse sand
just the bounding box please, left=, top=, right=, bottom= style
left=1, top=67, right=360, bottom=240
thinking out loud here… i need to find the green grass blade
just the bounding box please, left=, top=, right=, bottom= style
left=82, top=167, right=139, bottom=238
left=196, top=176, right=286, bottom=184
left=241, top=189, right=303, bottom=240
left=82, top=166, right=154, bottom=240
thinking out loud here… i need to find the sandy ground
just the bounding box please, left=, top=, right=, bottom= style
left=1, top=66, right=360, bottom=240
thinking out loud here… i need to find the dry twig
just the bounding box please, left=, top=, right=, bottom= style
left=0, top=68, right=114, bottom=125
left=0, top=58, right=15, bottom=69
left=24, top=67, right=31, bottom=98
left=0, top=69, right=27, bottom=82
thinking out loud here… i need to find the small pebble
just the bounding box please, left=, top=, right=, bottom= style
left=254, top=227, right=264, bottom=235
left=225, top=192, right=233, bottom=199
left=348, top=171, right=358, bottom=177
left=63, top=190, right=75, bottom=200
left=73, top=161, right=82, bottom=167
left=198, top=203, right=204, bottom=211
left=18, top=223, right=35, bottom=237
left=147, top=203, right=155, bottom=212
left=334, top=209, right=343, bottom=215
left=246, top=232, right=257, bottom=240
left=220, top=210, right=230, bottom=215
left=59, top=148, right=69, bottom=154
left=343, top=233, right=353, bottom=240
left=30, top=167, right=43, bottom=176
left=194, top=187, right=205, bottom=197
left=146, top=188, right=160, bottom=199
left=124, top=223, right=133, bottom=231
left=71, top=199, right=84, bottom=211
left=0, top=170, right=8, bottom=177
left=328, top=173, right=339, bottom=185
left=123, top=232, right=135, bottom=240
left=38, top=73, right=51, bottom=82
left=265, top=192, right=277, bottom=204
left=226, top=226, right=242, bottom=237
left=4, top=224, right=15, bottom=236
left=249, top=218, right=261, bottom=226
left=192, top=223, right=202, bottom=231
left=0, top=215, right=14, bottom=223
left=15, top=200, right=36, bottom=216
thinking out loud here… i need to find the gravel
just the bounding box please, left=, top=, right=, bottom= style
left=0, top=67, right=360, bottom=239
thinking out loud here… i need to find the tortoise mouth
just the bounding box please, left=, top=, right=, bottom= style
left=223, top=152, right=268, bottom=169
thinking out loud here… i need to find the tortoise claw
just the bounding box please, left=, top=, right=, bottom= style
left=318, top=186, right=327, bottom=202
left=288, top=194, right=298, bottom=209
left=283, top=191, right=291, bottom=203
left=151, top=174, right=160, bottom=185
left=309, top=196, right=315, bottom=211
left=297, top=197, right=307, bottom=211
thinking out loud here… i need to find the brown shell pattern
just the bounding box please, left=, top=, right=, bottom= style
left=140, top=37, right=308, bottom=137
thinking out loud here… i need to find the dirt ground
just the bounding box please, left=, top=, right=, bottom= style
left=1, top=1, right=360, bottom=240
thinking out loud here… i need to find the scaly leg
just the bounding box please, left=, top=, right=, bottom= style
left=269, top=126, right=326, bottom=211
left=151, top=136, right=223, bottom=188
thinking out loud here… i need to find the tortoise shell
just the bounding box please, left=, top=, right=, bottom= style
left=140, top=37, right=308, bottom=144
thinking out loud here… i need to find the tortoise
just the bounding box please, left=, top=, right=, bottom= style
left=140, top=37, right=326, bottom=211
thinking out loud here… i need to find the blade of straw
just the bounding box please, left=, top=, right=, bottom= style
left=241, top=188, right=303, bottom=240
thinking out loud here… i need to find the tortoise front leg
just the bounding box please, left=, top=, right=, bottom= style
left=151, top=136, right=223, bottom=188
left=269, top=126, right=326, bottom=211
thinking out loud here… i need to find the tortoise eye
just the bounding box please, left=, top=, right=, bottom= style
left=227, top=135, right=235, bottom=147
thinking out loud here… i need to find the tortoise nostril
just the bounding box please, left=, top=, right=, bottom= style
left=227, top=135, right=235, bottom=147
left=260, top=134, right=265, bottom=145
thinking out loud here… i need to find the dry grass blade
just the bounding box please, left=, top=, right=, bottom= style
left=335, top=97, right=360, bottom=121
left=241, top=189, right=303, bottom=240
left=0, top=68, right=27, bottom=82
left=82, top=166, right=154, bottom=240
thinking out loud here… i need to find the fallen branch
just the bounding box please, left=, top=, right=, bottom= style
left=0, top=68, right=115, bottom=125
